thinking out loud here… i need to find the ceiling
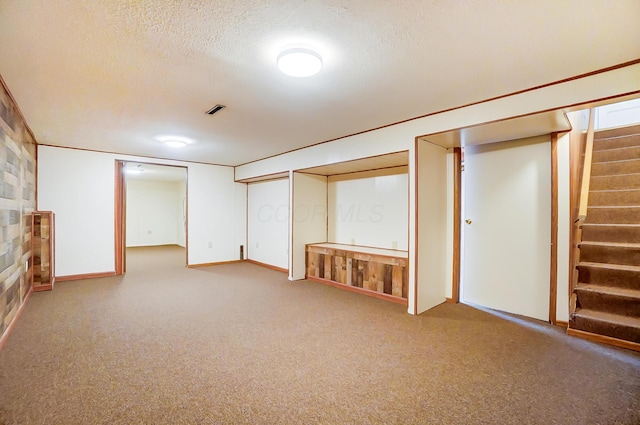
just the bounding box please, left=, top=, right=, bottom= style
left=0, top=1, right=639, bottom=166
left=421, top=110, right=572, bottom=148
left=298, top=151, right=408, bottom=176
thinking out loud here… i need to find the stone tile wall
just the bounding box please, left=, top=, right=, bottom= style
left=0, top=78, right=37, bottom=339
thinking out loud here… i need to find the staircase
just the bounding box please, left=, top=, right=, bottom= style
left=570, top=123, right=640, bottom=348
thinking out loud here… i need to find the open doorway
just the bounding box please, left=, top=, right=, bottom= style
left=115, top=161, right=188, bottom=273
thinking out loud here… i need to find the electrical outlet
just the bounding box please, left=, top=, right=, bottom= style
left=147, top=230, right=152, bottom=234
left=350, top=238, right=355, bottom=245
left=208, top=241, right=212, bottom=248
left=256, top=242, right=259, bottom=248
left=392, top=241, right=398, bottom=250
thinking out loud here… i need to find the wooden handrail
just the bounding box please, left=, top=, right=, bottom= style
left=569, top=108, right=596, bottom=321
left=577, top=109, right=596, bottom=221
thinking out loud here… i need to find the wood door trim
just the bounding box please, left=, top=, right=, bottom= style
left=114, top=161, right=125, bottom=275
left=549, top=133, right=559, bottom=325
left=412, top=139, right=419, bottom=315
left=452, top=147, right=462, bottom=303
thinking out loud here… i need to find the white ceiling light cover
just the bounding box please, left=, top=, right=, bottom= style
left=156, top=135, right=194, bottom=148
left=126, top=164, right=144, bottom=174
left=277, top=48, right=323, bottom=77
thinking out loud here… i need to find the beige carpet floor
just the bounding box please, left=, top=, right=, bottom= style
left=0, top=245, right=639, bottom=425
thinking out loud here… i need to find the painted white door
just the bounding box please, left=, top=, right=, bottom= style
left=461, top=136, right=551, bottom=321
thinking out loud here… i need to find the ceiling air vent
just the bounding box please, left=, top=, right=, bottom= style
left=206, top=104, right=226, bottom=115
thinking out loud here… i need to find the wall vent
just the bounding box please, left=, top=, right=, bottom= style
left=206, top=104, right=226, bottom=115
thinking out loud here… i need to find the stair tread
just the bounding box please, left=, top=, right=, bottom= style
left=592, top=172, right=640, bottom=176
left=581, top=223, right=640, bottom=227
left=576, top=283, right=640, bottom=299
left=579, top=241, right=640, bottom=248
left=593, top=145, right=640, bottom=153
left=595, top=124, right=640, bottom=139
left=573, top=309, right=640, bottom=328
left=595, top=132, right=640, bottom=141
left=578, top=262, right=640, bottom=272
left=587, top=205, right=640, bottom=209
left=593, top=158, right=640, bottom=165
left=589, top=188, right=640, bottom=193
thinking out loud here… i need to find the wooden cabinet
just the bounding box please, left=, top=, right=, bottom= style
left=306, top=243, right=408, bottom=305
left=31, top=211, right=55, bottom=292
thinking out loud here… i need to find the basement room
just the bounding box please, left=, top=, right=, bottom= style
left=0, top=2, right=639, bottom=424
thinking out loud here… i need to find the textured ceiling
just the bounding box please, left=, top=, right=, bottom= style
left=0, top=1, right=639, bottom=166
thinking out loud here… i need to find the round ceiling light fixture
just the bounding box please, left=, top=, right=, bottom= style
left=156, top=135, right=193, bottom=148
left=277, top=48, right=323, bottom=77
left=126, top=164, right=144, bottom=174
left=164, top=140, right=187, bottom=148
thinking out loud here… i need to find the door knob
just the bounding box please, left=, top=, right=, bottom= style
left=465, top=219, right=472, bottom=225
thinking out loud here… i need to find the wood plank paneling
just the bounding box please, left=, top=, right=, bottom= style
left=306, top=243, right=408, bottom=303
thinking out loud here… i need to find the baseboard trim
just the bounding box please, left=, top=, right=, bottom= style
left=555, top=320, right=568, bottom=328
left=0, top=288, right=33, bottom=352
left=306, top=275, right=408, bottom=306
left=246, top=259, right=288, bottom=274
left=445, top=297, right=457, bottom=304
left=188, top=260, right=245, bottom=268
left=56, top=271, right=117, bottom=282
left=567, top=327, right=640, bottom=352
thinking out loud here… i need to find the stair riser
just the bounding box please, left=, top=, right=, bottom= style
left=592, top=146, right=640, bottom=162
left=575, top=290, right=640, bottom=316
left=572, top=314, right=640, bottom=343
left=581, top=225, right=640, bottom=244
left=579, top=245, right=640, bottom=267
left=590, top=174, right=640, bottom=190
left=595, top=125, right=640, bottom=140
left=586, top=207, right=640, bottom=224
left=591, top=159, right=640, bottom=176
left=588, top=189, right=640, bottom=206
left=577, top=265, right=640, bottom=290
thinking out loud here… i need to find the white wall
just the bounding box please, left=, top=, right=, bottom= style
left=595, top=97, right=640, bottom=129
left=445, top=151, right=455, bottom=300
left=37, top=146, right=246, bottom=275
left=290, top=173, right=328, bottom=280
left=462, top=135, right=551, bottom=321
left=37, top=148, right=115, bottom=276
left=126, top=180, right=183, bottom=247
left=247, top=179, right=289, bottom=270
left=186, top=163, right=246, bottom=265
left=177, top=181, right=187, bottom=247
left=415, top=141, right=449, bottom=314
left=328, top=168, right=408, bottom=250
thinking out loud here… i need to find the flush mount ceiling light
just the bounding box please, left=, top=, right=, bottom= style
left=165, top=140, right=187, bottom=148
left=126, top=164, right=143, bottom=174
left=156, top=135, right=193, bottom=148
left=277, top=48, right=323, bottom=77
